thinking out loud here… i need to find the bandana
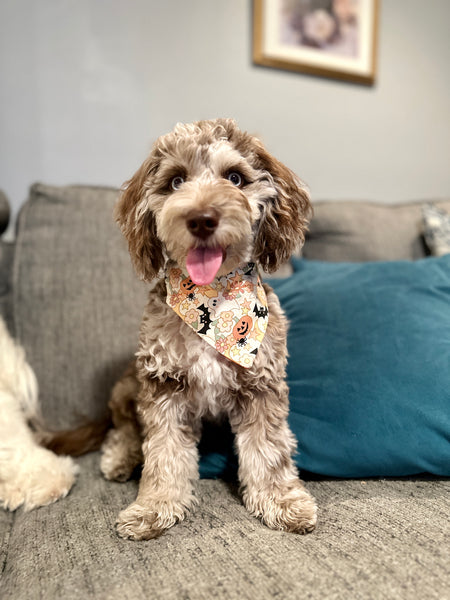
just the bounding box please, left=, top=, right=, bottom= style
left=166, top=262, right=269, bottom=368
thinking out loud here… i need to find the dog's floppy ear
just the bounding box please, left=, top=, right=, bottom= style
left=253, top=142, right=312, bottom=273
left=114, top=156, right=164, bottom=281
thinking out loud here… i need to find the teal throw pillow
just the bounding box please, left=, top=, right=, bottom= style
left=199, top=256, right=450, bottom=478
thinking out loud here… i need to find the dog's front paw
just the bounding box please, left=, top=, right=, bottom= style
left=245, top=484, right=318, bottom=534
left=116, top=500, right=189, bottom=540
left=0, top=452, right=78, bottom=512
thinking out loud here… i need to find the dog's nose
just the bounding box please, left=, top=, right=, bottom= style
left=186, top=212, right=219, bottom=240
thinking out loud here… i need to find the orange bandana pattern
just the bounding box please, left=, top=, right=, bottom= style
left=166, top=263, right=269, bottom=368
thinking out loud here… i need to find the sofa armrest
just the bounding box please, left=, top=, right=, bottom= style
left=0, top=190, right=10, bottom=235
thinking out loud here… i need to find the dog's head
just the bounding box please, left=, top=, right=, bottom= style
left=116, top=118, right=311, bottom=284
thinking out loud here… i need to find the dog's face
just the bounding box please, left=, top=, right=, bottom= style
left=116, top=118, right=311, bottom=283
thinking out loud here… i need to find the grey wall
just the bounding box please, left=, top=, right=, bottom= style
left=1, top=0, right=449, bottom=235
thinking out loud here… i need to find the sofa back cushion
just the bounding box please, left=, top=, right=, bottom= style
left=14, top=184, right=147, bottom=427
left=13, top=186, right=449, bottom=431
left=304, top=200, right=450, bottom=262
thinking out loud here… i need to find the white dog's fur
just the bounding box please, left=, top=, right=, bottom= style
left=0, top=317, right=78, bottom=511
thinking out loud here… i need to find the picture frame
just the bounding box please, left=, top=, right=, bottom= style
left=253, top=0, right=379, bottom=85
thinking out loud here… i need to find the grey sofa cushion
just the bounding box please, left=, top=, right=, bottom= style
left=0, top=507, right=14, bottom=579
left=2, top=453, right=449, bottom=600
left=0, top=241, right=14, bottom=334
left=304, top=200, right=450, bottom=261
left=14, top=183, right=147, bottom=427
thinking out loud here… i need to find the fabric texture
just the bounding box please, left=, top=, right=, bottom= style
left=2, top=453, right=449, bottom=600
left=304, top=199, right=450, bottom=262
left=166, top=263, right=268, bottom=368
left=422, top=203, right=450, bottom=256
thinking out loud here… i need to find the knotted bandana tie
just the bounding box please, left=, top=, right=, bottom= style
left=166, top=262, right=269, bottom=368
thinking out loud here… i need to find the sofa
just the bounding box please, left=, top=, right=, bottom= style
left=0, top=184, right=449, bottom=599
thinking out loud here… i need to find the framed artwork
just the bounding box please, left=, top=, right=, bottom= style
left=253, top=0, right=379, bottom=85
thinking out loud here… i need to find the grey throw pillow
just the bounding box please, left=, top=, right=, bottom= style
left=422, top=204, right=450, bottom=256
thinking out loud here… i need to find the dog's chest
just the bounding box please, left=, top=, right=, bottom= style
left=139, top=292, right=241, bottom=416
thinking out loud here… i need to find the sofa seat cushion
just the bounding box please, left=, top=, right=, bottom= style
left=2, top=453, right=449, bottom=600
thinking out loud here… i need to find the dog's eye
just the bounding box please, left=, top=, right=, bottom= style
left=227, top=172, right=243, bottom=187
left=171, top=176, right=185, bottom=191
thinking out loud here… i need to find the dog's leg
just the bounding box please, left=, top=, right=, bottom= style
left=100, top=364, right=143, bottom=482
left=231, top=384, right=317, bottom=534
left=115, top=378, right=199, bottom=540
left=101, top=425, right=142, bottom=482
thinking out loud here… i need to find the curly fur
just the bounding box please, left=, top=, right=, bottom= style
left=101, top=118, right=317, bottom=540
left=0, top=317, right=78, bottom=511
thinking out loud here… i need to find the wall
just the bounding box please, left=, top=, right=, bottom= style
left=1, top=0, right=449, bottom=236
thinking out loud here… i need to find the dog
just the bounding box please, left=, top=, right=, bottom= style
left=0, top=317, right=78, bottom=511
left=100, top=118, right=318, bottom=540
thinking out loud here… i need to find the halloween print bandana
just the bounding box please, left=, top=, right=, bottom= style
left=166, top=262, right=269, bottom=368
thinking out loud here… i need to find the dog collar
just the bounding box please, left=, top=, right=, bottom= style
left=165, top=262, right=269, bottom=368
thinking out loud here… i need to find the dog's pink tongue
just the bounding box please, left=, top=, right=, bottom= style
left=186, top=247, right=224, bottom=285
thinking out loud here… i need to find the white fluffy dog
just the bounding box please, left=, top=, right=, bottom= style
left=0, top=317, right=78, bottom=511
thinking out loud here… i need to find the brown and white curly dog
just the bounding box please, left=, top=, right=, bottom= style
left=100, top=118, right=317, bottom=540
